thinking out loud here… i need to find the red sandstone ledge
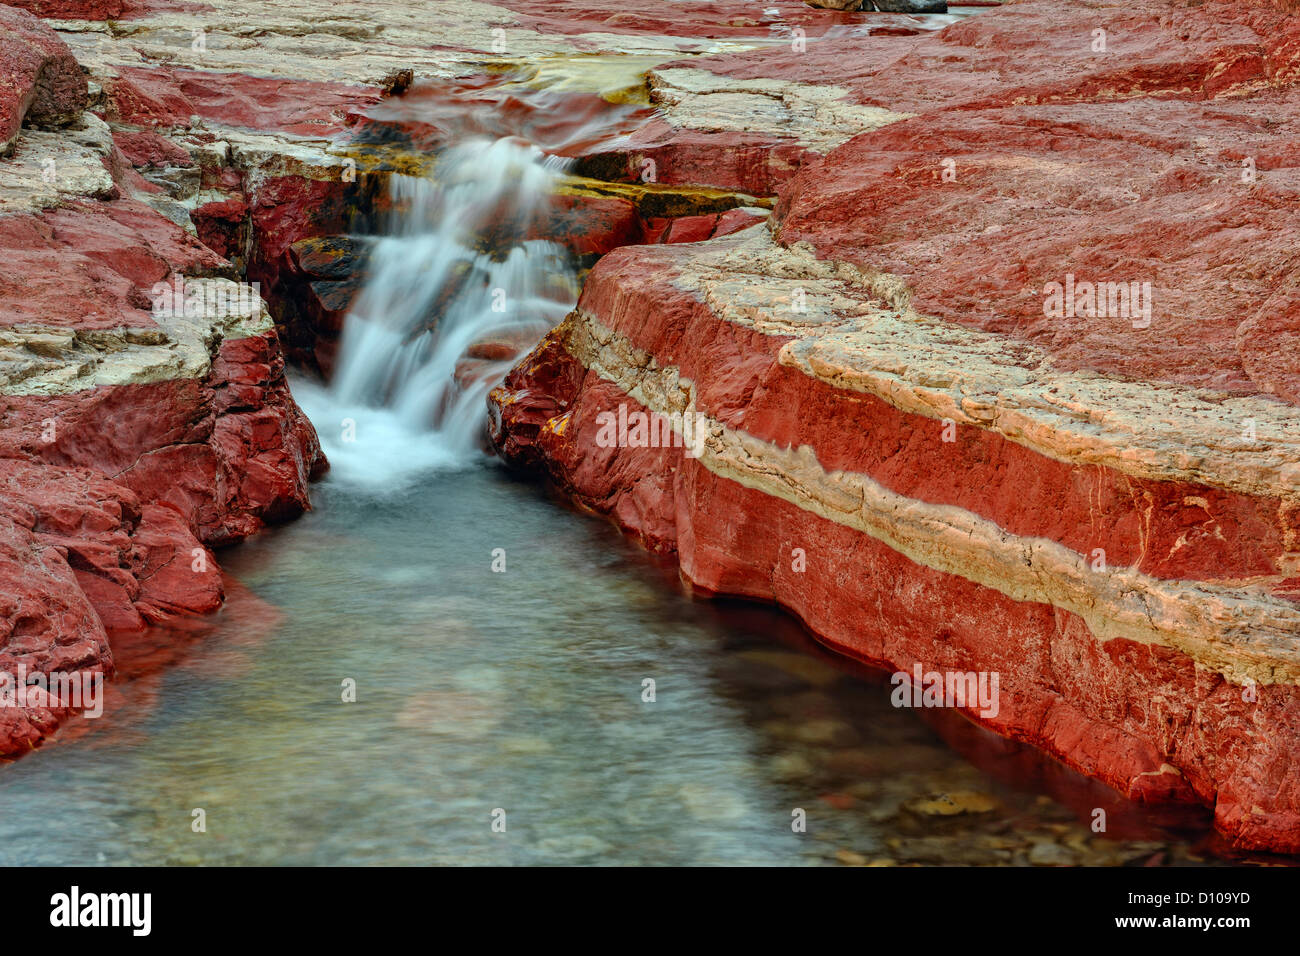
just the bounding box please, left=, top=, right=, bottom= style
left=490, top=0, right=1300, bottom=854
left=0, top=5, right=327, bottom=754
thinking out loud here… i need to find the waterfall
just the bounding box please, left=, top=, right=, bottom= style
left=294, top=136, right=579, bottom=488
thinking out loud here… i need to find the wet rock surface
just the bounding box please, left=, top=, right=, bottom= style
left=0, top=2, right=333, bottom=752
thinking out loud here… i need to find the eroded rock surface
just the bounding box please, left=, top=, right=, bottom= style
left=488, top=0, right=1300, bottom=854
left=0, top=4, right=85, bottom=155
left=0, top=5, right=330, bottom=753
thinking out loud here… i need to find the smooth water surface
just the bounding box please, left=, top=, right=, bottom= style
left=0, top=461, right=1227, bottom=866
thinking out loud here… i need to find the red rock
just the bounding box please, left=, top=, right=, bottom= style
left=490, top=328, right=1300, bottom=850
left=245, top=179, right=354, bottom=369
left=466, top=342, right=522, bottom=362
left=1237, top=284, right=1300, bottom=405
left=191, top=196, right=249, bottom=261
left=578, top=120, right=814, bottom=195
left=661, top=214, right=718, bottom=244
left=1, top=328, right=323, bottom=539
left=107, top=66, right=381, bottom=135
left=5, top=0, right=126, bottom=17
left=103, top=68, right=195, bottom=130
left=0, top=450, right=227, bottom=753
left=0, top=457, right=223, bottom=629
left=209, top=342, right=324, bottom=535
left=5, top=0, right=199, bottom=19
left=541, top=193, right=643, bottom=257
left=761, top=2, right=1300, bottom=395
left=489, top=0, right=1300, bottom=855
left=0, top=330, right=322, bottom=751
left=0, top=199, right=228, bottom=330
left=0, top=512, right=112, bottom=753
left=563, top=239, right=1296, bottom=583
left=0, top=149, right=323, bottom=752
left=249, top=176, right=349, bottom=275
left=637, top=217, right=664, bottom=244
left=21, top=0, right=202, bottom=17
left=110, top=128, right=193, bottom=169
left=0, top=4, right=86, bottom=154
left=8, top=0, right=1297, bottom=859
left=712, top=207, right=767, bottom=237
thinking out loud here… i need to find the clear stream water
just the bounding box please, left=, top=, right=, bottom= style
left=0, top=19, right=1253, bottom=866
left=0, top=463, right=1230, bottom=866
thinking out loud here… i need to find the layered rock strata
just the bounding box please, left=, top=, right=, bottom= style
left=14, top=0, right=1300, bottom=857
left=490, top=0, right=1300, bottom=853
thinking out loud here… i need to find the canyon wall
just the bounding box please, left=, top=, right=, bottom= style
left=489, top=0, right=1300, bottom=854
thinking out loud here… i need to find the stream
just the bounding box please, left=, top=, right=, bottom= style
left=0, top=459, right=1228, bottom=866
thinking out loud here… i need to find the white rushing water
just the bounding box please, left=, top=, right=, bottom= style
left=296, top=136, right=579, bottom=489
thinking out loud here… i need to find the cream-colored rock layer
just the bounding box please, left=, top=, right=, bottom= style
left=0, top=113, right=115, bottom=215
left=51, top=1, right=771, bottom=92
left=556, top=306, right=1300, bottom=687
left=0, top=279, right=273, bottom=395
left=201, top=128, right=376, bottom=186
left=647, top=67, right=912, bottom=151
left=661, top=228, right=1300, bottom=505
left=44, top=3, right=862, bottom=155
left=55, top=1, right=559, bottom=87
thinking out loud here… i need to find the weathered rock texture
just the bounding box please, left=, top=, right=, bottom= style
left=1, top=0, right=844, bottom=758
left=0, top=5, right=85, bottom=156
left=0, top=5, right=326, bottom=753
left=2, top=0, right=958, bottom=371
left=489, top=0, right=1300, bottom=854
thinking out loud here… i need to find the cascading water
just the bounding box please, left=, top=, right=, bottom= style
left=3, top=7, right=1227, bottom=866
left=294, top=136, right=579, bottom=488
